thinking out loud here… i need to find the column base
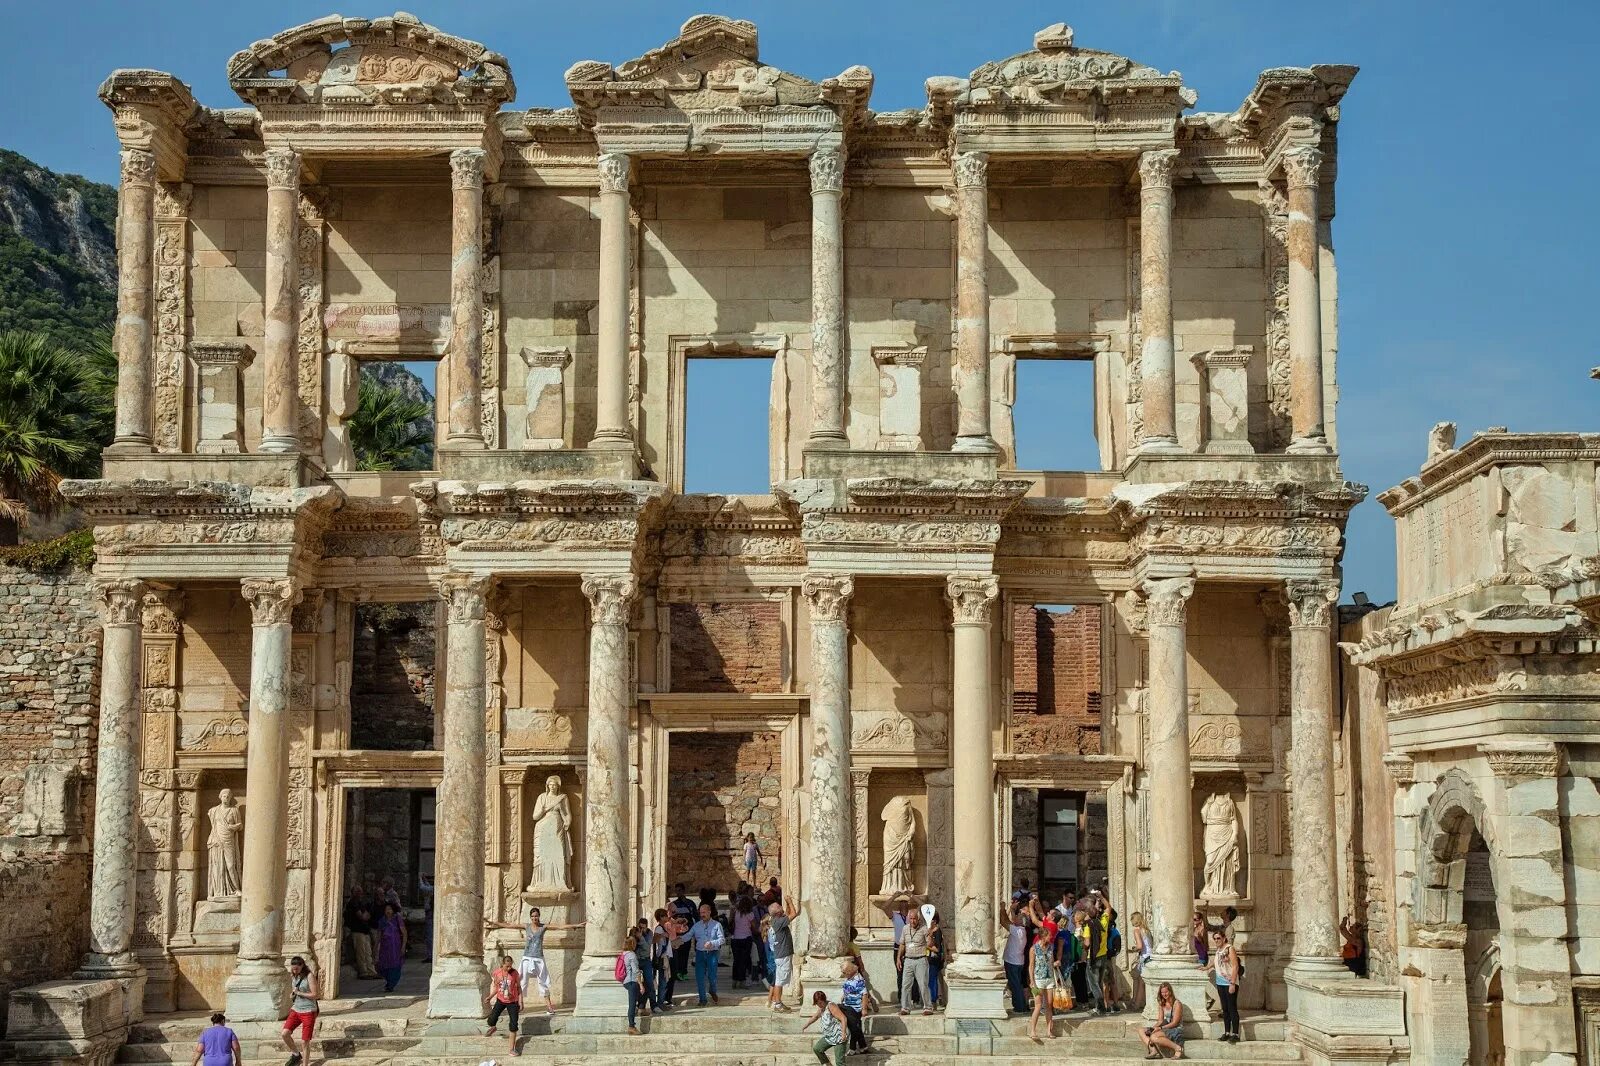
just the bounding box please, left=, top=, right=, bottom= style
left=1135, top=435, right=1183, bottom=454
left=257, top=435, right=301, bottom=455
left=426, top=955, right=492, bottom=1019
left=1287, top=434, right=1332, bottom=455
left=942, top=974, right=1008, bottom=1021
left=0, top=978, right=132, bottom=1066
left=1141, top=956, right=1215, bottom=1024
left=224, top=957, right=289, bottom=1021
left=567, top=956, right=631, bottom=1031
left=104, top=438, right=153, bottom=455
left=804, top=432, right=849, bottom=451
left=799, top=953, right=848, bottom=985
left=952, top=434, right=1000, bottom=454
left=73, top=957, right=145, bottom=1026
left=1286, top=955, right=1355, bottom=981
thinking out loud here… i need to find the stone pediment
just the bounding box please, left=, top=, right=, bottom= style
left=227, top=12, right=514, bottom=108
left=565, top=15, right=872, bottom=130
left=927, top=22, right=1194, bottom=121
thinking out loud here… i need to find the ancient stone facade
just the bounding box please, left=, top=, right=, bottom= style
left=1, top=13, right=1404, bottom=1064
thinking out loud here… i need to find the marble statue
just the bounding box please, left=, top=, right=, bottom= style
left=878, top=796, right=917, bottom=896
left=206, top=788, right=243, bottom=900
left=527, top=774, right=574, bottom=894
left=1201, top=792, right=1240, bottom=899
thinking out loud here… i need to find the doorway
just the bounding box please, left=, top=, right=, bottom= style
left=664, top=731, right=783, bottom=893
left=340, top=788, right=436, bottom=1001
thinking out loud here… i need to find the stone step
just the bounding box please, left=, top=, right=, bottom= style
left=142, top=1053, right=1299, bottom=1066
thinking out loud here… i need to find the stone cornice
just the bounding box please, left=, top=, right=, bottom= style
left=1112, top=479, right=1367, bottom=524
left=1377, top=432, right=1600, bottom=517
left=1232, top=64, right=1356, bottom=164
left=60, top=478, right=336, bottom=521
left=415, top=479, right=666, bottom=556
left=1480, top=741, right=1562, bottom=781
left=1343, top=603, right=1598, bottom=671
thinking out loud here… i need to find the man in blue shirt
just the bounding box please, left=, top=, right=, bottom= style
left=689, top=902, right=726, bottom=1005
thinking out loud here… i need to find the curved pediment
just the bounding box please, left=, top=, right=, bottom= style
left=566, top=14, right=871, bottom=126
left=227, top=12, right=514, bottom=108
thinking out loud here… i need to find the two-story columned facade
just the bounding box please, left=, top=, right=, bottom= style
left=20, top=12, right=1400, bottom=1062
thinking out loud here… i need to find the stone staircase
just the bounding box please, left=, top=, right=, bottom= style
left=119, top=990, right=1304, bottom=1066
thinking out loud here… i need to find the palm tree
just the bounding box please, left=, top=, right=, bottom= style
left=349, top=376, right=434, bottom=471
left=0, top=330, right=102, bottom=544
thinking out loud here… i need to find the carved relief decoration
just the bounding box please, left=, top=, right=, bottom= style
left=95, top=579, right=145, bottom=625
left=851, top=709, right=949, bottom=752
left=295, top=193, right=325, bottom=449
left=440, top=574, right=491, bottom=623
left=153, top=183, right=190, bottom=452
left=1190, top=718, right=1243, bottom=758
left=243, top=578, right=302, bottom=625
left=180, top=716, right=249, bottom=753
left=1259, top=180, right=1292, bottom=449
left=801, top=573, right=853, bottom=622
left=945, top=574, right=998, bottom=624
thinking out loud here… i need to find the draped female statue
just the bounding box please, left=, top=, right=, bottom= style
left=878, top=796, right=917, bottom=896
left=526, top=775, right=574, bottom=894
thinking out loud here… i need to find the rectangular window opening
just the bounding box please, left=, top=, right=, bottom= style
left=684, top=356, right=772, bottom=494
left=1012, top=357, right=1100, bottom=472
left=1010, top=602, right=1103, bottom=755
left=352, top=360, right=438, bottom=472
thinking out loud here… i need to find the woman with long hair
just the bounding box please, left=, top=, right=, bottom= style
left=1203, top=929, right=1243, bottom=1043
left=1027, top=920, right=1057, bottom=1041
left=1139, top=982, right=1184, bottom=1060
left=1128, top=912, right=1153, bottom=1009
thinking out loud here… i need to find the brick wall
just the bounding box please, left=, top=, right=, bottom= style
left=0, top=564, right=99, bottom=1033
left=1011, top=604, right=1102, bottom=754
left=669, top=601, right=784, bottom=693
left=351, top=602, right=436, bottom=750
left=666, top=732, right=783, bottom=892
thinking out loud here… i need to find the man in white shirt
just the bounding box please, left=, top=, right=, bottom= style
left=690, top=903, right=726, bottom=1005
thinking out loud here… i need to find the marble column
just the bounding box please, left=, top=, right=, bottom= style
left=944, top=575, right=1006, bottom=1014
left=429, top=573, right=493, bottom=1016
left=1137, top=149, right=1181, bottom=453
left=258, top=149, right=301, bottom=454
left=77, top=579, right=145, bottom=986
left=952, top=151, right=997, bottom=454
left=445, top=148, right=486, bottom=449
left=573, top=573, right=637, bottom=1023
left=1283, top=146, right=1330, bottom=454
left=1139, top=576, right=1209, bottom=1015
left=110, top=150, right=156, bottom=453
left=802, top=574, right=853, bottom=977
left=808, top=146, right=847, bottom=448
left=1285, top=578, right=1345, bottom=975
left=591, top=152, right=633, bottom=451
left=225, top=578, right=301, bottom=1020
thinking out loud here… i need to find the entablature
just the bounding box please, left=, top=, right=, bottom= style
left=98, top=70, right=199, bottom=180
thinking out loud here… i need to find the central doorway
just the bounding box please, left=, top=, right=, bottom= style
left=339, top=787, right=436, bottom=1002
left=665, top=731, right=784, bottom=893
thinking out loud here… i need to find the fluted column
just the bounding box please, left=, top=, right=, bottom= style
left=258, top=149, right=301, bottom=454
left=591, top=153, right=633, bottom=451
left=1285, top=577, right=1345, bottom=974
left=429, top=573, right=493, bottom=1015
left=110, top=150, right=156, bottom=452
left=77, top=579, right=145, bottom=982
left=945, top=576, right=1005, bottom=1008
left=1283, top=146, right=1330, bottom=454
left=1137, top=149, right=1180, bottom=453
left=225, top=578, right=301, bottom=1019
left=952, top=151, right=997, bottom=454
left=445, top=148, right=486, bottom=449
left=802, top=574, right=853, bottom=976
left=808, top=146, right=847, bottom=447
left=572, top=573, right=637, bottom=1023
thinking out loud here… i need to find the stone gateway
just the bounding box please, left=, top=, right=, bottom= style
left=8, top=10, right=1590, bottom=1066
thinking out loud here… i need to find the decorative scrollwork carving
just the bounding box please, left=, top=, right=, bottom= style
left=241, top=578, right=302, bottom=626
left=450, top=147, right=486, bottom=190
left=94, top=579, right=145, bottom=625
left=801, top=573, right=854, bottom=622
left=1138, top=148, right=1179, bottom=188
left=263, top=148, right=301, bottom=190
left=809, top=147, right=843, bottom=194
left=952, top=150, right=988, bottom=190
left=945, top=574, right=998, bottom=624
left=1283, top=145, right=1324, bottom=189
left=440, top=573, right=492, bottom=623
left=1285, top=577, right=1338, bottom=629
left=597, top=151, right=630, bottom=195
left=1139, top=576, right=1194, bottom=626
left=120, top=149, right=156, bottom=186
left=581, top=573, right=637, bottom=626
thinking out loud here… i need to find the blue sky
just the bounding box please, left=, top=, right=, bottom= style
left=4, top=0, right=1596, bottom=602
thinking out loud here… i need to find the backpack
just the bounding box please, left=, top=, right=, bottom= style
left=1108, top=923, right=1122, bottom=955
left=614, top=953, right=628, bottom=982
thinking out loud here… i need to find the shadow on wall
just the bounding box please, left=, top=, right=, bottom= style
left=351, top=601, right=437, bottom=750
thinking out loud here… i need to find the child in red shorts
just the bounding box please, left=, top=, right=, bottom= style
left=485, top=955, right=523, bottom=1057
left=279, top=956, right=320, bottom=1066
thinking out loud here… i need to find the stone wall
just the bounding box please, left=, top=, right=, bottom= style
left=343, top=789, right=421, bottom=905
left=0, top=563, right=99, bottom=1033
left=1011, top=603, right=1102, bottom=754
left=666, top=732, right=782, bottom=892
left=350, top=602, right=437, bottom=751
left=669, top=601, right=783, bottom=693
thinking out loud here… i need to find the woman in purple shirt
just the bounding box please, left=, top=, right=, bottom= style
left=191, top=1012, right=240, bottom=1066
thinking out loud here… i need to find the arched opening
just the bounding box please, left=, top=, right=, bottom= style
left=1464, top=831, right=1505, bottom=1066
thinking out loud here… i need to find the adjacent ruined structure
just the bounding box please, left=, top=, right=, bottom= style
left=1, top=12, right=1434, bottom=1064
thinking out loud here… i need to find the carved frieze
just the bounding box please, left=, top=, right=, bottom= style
left=179, top=716, right=249, bottom=753
left=295, top=193, right=325, bottom=449
left=851, top=709, right=949, bottom=753
left=1259, top=180, right=1292, bottom=449
left=153, top=182, right=191, bottom=453
left=801, top=574, right=853, bottom=622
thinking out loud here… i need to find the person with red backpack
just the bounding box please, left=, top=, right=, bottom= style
left=617, top=933, right=646, bottom=1034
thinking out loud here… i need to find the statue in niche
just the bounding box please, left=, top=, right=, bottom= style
left=526, top=775, right=574, bottom=895
left=206, top=789, right=243, bottom=900
left=1201, top=792, right=1240, bottom=899
left=878, top=796, right=918, bottom=896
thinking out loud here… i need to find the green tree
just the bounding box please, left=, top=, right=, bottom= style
left=349, top=376, right=434, bottom=471
left=0, top=330, right=103, bottom=544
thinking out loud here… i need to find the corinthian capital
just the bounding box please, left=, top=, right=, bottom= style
left=440, top=573, right=492, bottom=624
left=94, top=579, right=146, bottom=626
left=596, top=152, right=630, bottom=195
left=1283, top=146, right=1324, bottom=189
left=801, top=573, right=854, bottom=622
left=1138, top=148, right=1179, bottom=189
left=263, top=148, right=301, bottom=190
left=120, top=148, right=157, bottom=187
left=450, top=147, right=486, bottom=190
left=242, top=578, right=302, bottom=626
left=1139, top=575, right=1194, bottom=627
left=582, top=573, right=637, bottom=626
left=809, top=147, right=844, bottom=194
left=946, top=574, right=998, bottom=625
left=1285, top=577, right=1338, bottom=629
left=952, top=151, right=988, bottom=190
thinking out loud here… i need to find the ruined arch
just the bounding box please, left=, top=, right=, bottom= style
left=1413, top=768, right=1488, bottom=929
